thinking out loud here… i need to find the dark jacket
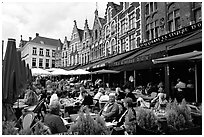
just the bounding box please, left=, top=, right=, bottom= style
left=81, top=94, right=93, bottom=106
left=126, top=92, right=137, bottom=102
left=116, top=92, right=126, bottom=100
left=44, top=113, right=67, bottom=134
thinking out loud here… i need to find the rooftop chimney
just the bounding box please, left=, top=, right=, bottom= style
left=29, top=37, right=32, bottom=41
left=20, top=35, right=23, bottom=41
left=36, top=33, right=39, bottom=37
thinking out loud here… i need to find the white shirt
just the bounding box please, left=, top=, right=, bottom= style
left=49, top=93, right=58, bottom=105
left=93, top=92, right=103, bottom=100
left=99, top=95, right=109, bottom=103
left=175, top=81, right=186, bottom=91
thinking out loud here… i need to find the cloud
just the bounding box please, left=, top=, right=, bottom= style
left=2, top=2, right=108, bottom=56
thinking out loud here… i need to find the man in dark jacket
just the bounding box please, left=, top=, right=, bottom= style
left=81, top=90, right=93, bottom=107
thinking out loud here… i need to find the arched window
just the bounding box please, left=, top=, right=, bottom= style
left=106, top=25, right=110, bottom=37
left=108, top=7, right=112, bottom=22
left=111, top=38, right=116, bottom=54
left=84, top=32, right=87, bottom=39
left=95, top=30, right=98, bottom=40
left=111, top=21, right=115, bottom=33
left=106, top=41, right=110, bottom=56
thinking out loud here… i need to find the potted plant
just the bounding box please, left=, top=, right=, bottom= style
left=2, top=121, right=18, bottom=135
left=135, top=107, right=160, bottom=134
left=165, top=99, right=201, bottom=135
left=69, top=107, right=110, bottom=135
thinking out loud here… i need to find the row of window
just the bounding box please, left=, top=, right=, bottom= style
left=145, top=3, right=201, bottom=41
left=145, top=2, right=158, bottom=15
left=106, top=12, right=137, bottom=37
left=32, top=58, right=55, bottom=68
left=91, top=44, right=105, bottom=60
left=107, top=2, right=132, bottom=23
left=32, top=47, right=55, bottom=57
left=70, top=43, right=78, bottom=52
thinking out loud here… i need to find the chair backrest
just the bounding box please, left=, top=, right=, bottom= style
left=22, top=112, right=35, bottom=130
left=33, top=98, right=45, bottom=113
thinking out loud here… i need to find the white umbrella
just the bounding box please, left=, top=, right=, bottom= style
left=31, top=68, right=51, bottom=76
left=90, top=69, right=120, bottom=74
left=51, top=68, right=70, bottom=75
left=45, top=68, right=60, bottom=72
left=72, top=69, right=90, bottom=75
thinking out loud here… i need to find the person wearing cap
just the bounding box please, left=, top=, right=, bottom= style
left=100, top=93, right=119, bottom=122
left=44, top=100, right=67, bottom=134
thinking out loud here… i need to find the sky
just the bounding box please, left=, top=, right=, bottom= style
left=1, top=0, right=120, bottom=57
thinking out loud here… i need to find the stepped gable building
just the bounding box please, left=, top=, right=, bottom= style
left=90, top=8, right=106, bottom=62
left=81, top=19, right=93, bottom=65
left=102, top=2, right=141, bottom=57
left=20, top=33, right=62, bottom=69
left=55, top=37, right=64, bottom=68
left=103, top=2, right=122, bottom=57
left=68, top=20, right=84, bottom=68
left=61, top=36, right=70, bottom=67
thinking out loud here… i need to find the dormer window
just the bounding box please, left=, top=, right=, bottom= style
left=40, top=41, right=44, bottom=44
left=84, top=32, right=87, bottom=39
left=95, top=30, right=98, bottom=40
left=105, top=25, right=110, bottom=37
left=111, top=21, right=116, bottom=34
left=107, top=7, right=112, bottom=22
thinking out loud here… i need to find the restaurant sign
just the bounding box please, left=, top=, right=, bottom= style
left=140, top=22, right=202, bottom=47
left=92, top=63, right=106, bottom=69
left=112, top=51, right=166, bottom=67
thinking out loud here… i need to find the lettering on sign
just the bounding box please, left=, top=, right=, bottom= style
left=140, top=22, right=201, bottom=47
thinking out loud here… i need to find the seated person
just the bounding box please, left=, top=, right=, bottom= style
left=93, top=87, right=104, bottom=107
left=117, top=98, right=137, bottom=127
left=100, top=93, right=119, bottom=122
left=145, top=82, right=154, bottom=95
left=151, top=87, right=168, bottom=110
left=49, top=88, right=59, bottom=106
left=135, top=86, right=143, bottom=95
left=44, top=100, right=67, bottom=134
left=81, top=90, right=93, bottom=107
left=99, top=90, right=110, bottom=103
left=115, top=87, right=126, bottom=101
left=24, top=89, right=39, bottom=106
left=93, top=88, right=104, bottom=101
left=124, top=86, right=137, bottom=102
left=137, top=97, right=150, bottom=108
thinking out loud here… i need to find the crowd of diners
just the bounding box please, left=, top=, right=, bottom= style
left=14, top=75, right=194, bottom=134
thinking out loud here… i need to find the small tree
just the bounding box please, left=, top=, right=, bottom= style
left=69, top=107, right=110, bottom=135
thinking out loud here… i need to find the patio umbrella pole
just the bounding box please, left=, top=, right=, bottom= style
left=195, top=63, right=198, bottom=103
